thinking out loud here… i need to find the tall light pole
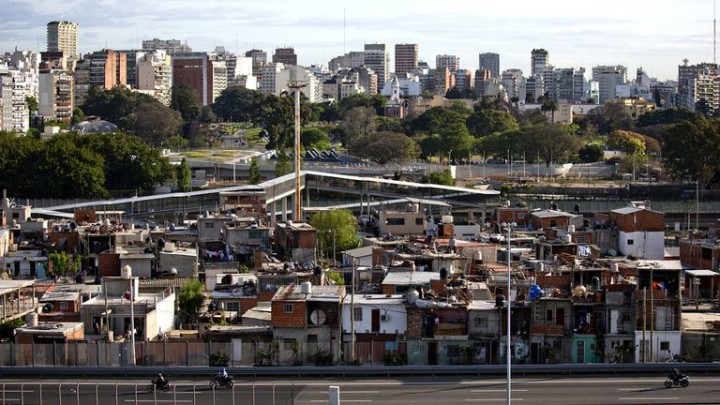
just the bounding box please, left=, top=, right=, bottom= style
left=696, top=180, right=700, bottom=231
left=123, top=265, right=136, bottom=366
left=501, top=222, right=515, bottom=404
left=289, top=81, right=307, bottom=222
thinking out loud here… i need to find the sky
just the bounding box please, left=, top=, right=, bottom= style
left=1, top=0, right=716, bottom=82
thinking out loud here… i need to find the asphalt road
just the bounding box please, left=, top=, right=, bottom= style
left=1, top=375, right=717, bottom=405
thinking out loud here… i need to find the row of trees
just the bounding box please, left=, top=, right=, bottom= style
left=0, top=131, right=175, bottom=198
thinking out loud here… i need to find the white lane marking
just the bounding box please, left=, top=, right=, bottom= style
left=124, top=401, right=192, bottom=403
left=310, top=401, right=372, bottom=403
left=619, top=398, right=678, bottom=401
left=618, top=388, right=653, bottom=391
left=471, top=389, right=528, bottom=392
left=1, top=390, right=33, bottom=393
left=317, top=390, right=380, bottom=394
left=465, top=399, right=524, bottom=402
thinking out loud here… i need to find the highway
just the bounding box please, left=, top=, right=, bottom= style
left=1, top=374, right=718, bottom=405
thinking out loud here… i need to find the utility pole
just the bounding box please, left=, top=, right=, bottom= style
left=289, top=81, right=307, bottom=222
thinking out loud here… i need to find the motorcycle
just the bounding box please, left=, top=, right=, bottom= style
left=210, top=374, right=234, bottom=389
left=664, top=371, right=689, bottom=388
left=147, top=377, right=171, bottom=392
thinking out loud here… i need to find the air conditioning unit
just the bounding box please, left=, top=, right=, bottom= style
left=381, top=314, right=390, bottom=322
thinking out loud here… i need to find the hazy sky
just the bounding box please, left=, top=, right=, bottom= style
left=1, top=0, right=716, bottom=81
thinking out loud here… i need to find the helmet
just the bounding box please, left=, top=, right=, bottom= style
left=221, top=367, right=226, bottom=372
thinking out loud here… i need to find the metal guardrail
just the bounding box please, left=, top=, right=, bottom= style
left=1, top=363, right=719, bottom=378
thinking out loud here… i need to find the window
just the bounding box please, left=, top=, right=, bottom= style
left=386, top=218, right=405, bottom=226
left=517, top=212, right=525, bottom=219
left=415, top=218, right=423, bottom=225
left=627, top=239, right=634, bottom=245
left=307, top=334, right=318, bottom=342
left=475, top=317, right=488, bottom=327
left=249, top=230, right=263, bottom=239
left=660, top=341, right=670, bottom=351
left=546, top=309, right=553, bottom=322
left=384, top=341, right=398, bottom=351
left=353, top=307, right=363, bottom=321
left=283, top=304, right=293, bottom=313
left=575, top=236, right=588, bottom=244
left=283, top=339, right=296, bottom=350
left=204, top=222, right=215, bottom=229
left=226, top=302, right=239, bottom=312
left=60, top=302, right=69, bottom=310
left=550, top=220, right=557, bottom=227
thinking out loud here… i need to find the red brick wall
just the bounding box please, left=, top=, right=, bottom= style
left=406, top=307, right=424, bottom=338
left=271, top=300, right=307, bottom=328
left=98, top=253, right=120, bottom=277
left=240, top=297, right=258, bottom=313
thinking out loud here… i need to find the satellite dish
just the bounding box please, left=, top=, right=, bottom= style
left=310, top=309, right=327, bottom=325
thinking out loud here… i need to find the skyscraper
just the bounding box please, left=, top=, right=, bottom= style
left=478, top=52, right=500, bottom=78
left=272, top=47, right=298, bottom=66
left=47, top=21, right=79, bottom=59
left=364, top=44, right=389, bottom=89
left=591, top=65, right=627, bottom=104
left=436, top=54, right=460, bottom=73
left=530, top=48, right=549, bottom=76
left=395, top=44, right=418, bottom=76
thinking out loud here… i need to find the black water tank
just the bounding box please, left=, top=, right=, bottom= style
left=439, top=268, right=448, bottom=280
left=221, top=274, right=233, bottom=285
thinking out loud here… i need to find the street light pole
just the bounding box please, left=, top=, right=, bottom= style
left=289, top=81, right=307, bottom=222
left=502, top=222, right=515, bottom=404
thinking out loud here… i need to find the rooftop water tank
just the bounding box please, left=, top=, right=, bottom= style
left=300, top=280, right=312, bottom=294
left=26, top=312, right=38, bottom=327
left=407, top=289, right=419, bottom=305
left=121, top=265, right=132, bottom=279
left=568, top=225, right=576, bottom=233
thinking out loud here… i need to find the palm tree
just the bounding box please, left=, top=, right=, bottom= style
left=541, top=99, right=559, bottom=122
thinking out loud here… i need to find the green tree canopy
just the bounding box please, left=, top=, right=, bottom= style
left=662, top=114, right=720, bottom=187
left=466, top=109, right=519, bottom=138
left=410, top=106, right=465, bottom=136
left=351, top=131, right=420, bottom=164
left=178, top=280, right=206, bottom=324
left=586, top=101, right=634, bottom=134
left=170, top=85, right=202, bottom=123
left=129, top=103, right=183, bottom=147
left=36, top=136, right=108, bottom=198
left=176, top=158, right=191, bottom=191
left=578, top=143, right=605, bottom=163
left=308, top=209, right=359, bottom=261
left=300, top=127, right=331, bottom=151
left=421, top=169, right=455, bottom=186
left=475, top=129, right=523, bottom=159
left=607, top=130, right=647, bottom=154
left=275, top=150, right=292, bottom=177
left=248, top=157, right=262, bottom=184
left=337, top=93, right=387, bottom=116
left=82, top=86, right=157, bottom=128
left=48, top=251, right=80, bottom=279
left=339, top=106, right=377, bottom=149
left=636, top=108, right=697, bottom=127
left=211, top=86, right=260, bottom=122
left=519, top=123, right=583, bottom=166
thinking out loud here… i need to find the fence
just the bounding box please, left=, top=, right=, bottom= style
left=0, top=341, right=404, bottom=367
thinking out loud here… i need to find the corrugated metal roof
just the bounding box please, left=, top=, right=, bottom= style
left=381, top=271, right=441, bottom=285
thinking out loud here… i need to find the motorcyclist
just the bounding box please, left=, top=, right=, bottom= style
left=216, top=367, right=228, bottom=383
left=671, top=368, right=684, bottom=381
left=156, top=373, right=168, bottom=388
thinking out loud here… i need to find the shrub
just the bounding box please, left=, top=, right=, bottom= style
left=209, top=351, right=229, bottom=367
left=383, top=351, right=407, bottom=366
left=313, top=349, right=334, bottom=366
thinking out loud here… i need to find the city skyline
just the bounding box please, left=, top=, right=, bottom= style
left=1, top=0, right=716, bottom=81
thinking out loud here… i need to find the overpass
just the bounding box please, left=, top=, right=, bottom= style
left=30, top=171, right=501, bottom=224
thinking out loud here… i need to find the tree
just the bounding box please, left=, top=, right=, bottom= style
left=421, top=169, right=455, bottom=186
left=129, top=103, right=183, bottom=147
left=308, top=209, right=359, bottom=260
left=170, top=85, right=201, bottom=123
left=71, top=107, right=85, bottom=124
left=35, top=135, right=108, bottom=198
left=337, top=93, right=387, bottom=116
left=176, top=158, right=191, bottom=191
left=466, top=109, right=519, bottom=138
left=339, top=106, right=376, bottom=149
left=199, top=105, right=216, bottom=123
left=475, top=130, right=523, bottom=159
left=516, top=108, right=549, bottom=127
left=48, top=251, right=80, bottom=279
left=607, top=130, right=647, bottom=154
left=409, top=106, right=465, bottom=135
left=351, top=131, right=420, bottom=164
left=520, top=123, right=582, bottom=166
left=275, top=150, right=292, bottom=177
left=248, top=157, right=261, bottom=184
left=251, top=92, right=306, bottom=150
left=636, top=108, right=696, bottom=127
left=586, top=101, right=634, bottom=134
left=177, top=280, right=205, bottom=324
left=300, top=127, right=330, bottom=151
left=211, top=86, right=260, bottom=122
left=578, top=143, right=604, bottom=163
left=82, top=86, right=157, bottom=128
left=540, top=99, right=559, bottom=122
left=25, top=96, right=38, bottom=115
left=662, top=114, right=720, bottom=187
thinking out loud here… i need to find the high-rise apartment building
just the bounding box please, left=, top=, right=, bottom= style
left=142, top=38, right=192, bottom=54
left=678, top=61, right=718, bottom=109
left=591, top=65, right=627, bottom=103
left=87, top=50, right=127, bottom=90
left=328, top=51, right=365, bottom=72
left=38, top=70, right=74, bottom=123
left=364, top=44, right=389, bottom=89
left=530, top=48, right=549, bottom=76
left=478, top=52, right=500, bottom=78
left=136, top=50, right=173, bottom=105
left=395, top=44, right=418, bottom=77
left=47, top=21, right=78, bottom=59
left=501, top=69, right=525, bottom=101
left=245, top=49, right=267, bottom=78
left=554, top=67, right=586, bottom=103
left=272, top=47, right=298, bottom=66
left=436, top=54, right=460, bottom=73
left=172, top=52, right=225, bottom=105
